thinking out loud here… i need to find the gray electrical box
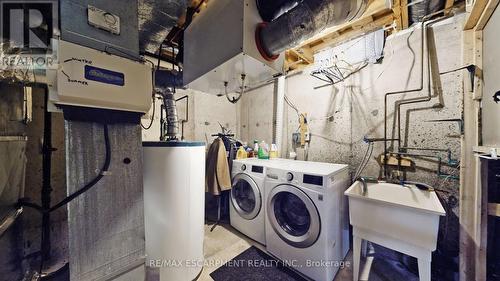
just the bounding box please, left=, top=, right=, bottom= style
left=183, top=0, right=284, bottom=95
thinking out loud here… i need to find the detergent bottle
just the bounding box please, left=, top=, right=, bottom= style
left=236, top=146, right=247, bottom=159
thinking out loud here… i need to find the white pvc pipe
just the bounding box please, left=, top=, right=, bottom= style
left=275, top=76, right=285, bottom=157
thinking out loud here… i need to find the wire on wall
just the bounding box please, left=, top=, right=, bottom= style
left=141, top=58, right=159, bottom=130
left=225, top=74, right=246, bottom=104
left=311, top=59, right=368, bottom=87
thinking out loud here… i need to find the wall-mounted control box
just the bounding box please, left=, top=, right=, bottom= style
left=47, top=40, right=152, bottom=113
left=87, top=5, right=121, bottom=35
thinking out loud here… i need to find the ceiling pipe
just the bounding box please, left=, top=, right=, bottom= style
left=256, top=0, right=367, bottom=60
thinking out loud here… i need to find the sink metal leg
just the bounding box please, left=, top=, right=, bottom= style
left=417, top=258, right=431, bottom=281
left=353, top=236, right=362, bottom=281
left=361, top=240, right=368, bottom=258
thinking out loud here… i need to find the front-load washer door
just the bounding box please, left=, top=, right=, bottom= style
left=231, top=174, right=262, bottom=220
left=267, top=184, right=321, bottom=248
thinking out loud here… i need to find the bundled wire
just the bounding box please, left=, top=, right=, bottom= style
left=311, top=58, right=368, bottom=86
left=284, top=94, right=300, bottom=117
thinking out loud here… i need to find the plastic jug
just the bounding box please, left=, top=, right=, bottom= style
left=236, top=146, right=247, bottom=159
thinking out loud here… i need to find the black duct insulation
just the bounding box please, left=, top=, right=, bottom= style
left=257, top=0, right=367, bottom=58
left=409, top=0, right=446, bottom=25
left=256, top=0, right=300, bottom=22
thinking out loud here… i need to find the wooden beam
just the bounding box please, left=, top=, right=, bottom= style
left=471, top=31, right=483, bottom=100
left=460, top=29, right=482, bottom=281
left=445, top=0, right=456, bottom=9
left=393, top=0, right=403, bottom=30
left=401, top=0, right=409, bottom=29
left=472, top=157, right=488, bottom=281
left=445, top=0, right=456, bottom=15
left=464, top=0, right=489, bottom=29
left=475, top=0, right=500, bottom=30
left=289, top=48, right=314, bottom=65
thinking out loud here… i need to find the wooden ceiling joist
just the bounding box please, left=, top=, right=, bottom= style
left=464, top=0, right=490, bottom=28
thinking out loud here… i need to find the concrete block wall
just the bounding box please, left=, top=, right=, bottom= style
left=239, top=14, right=465, bottom=279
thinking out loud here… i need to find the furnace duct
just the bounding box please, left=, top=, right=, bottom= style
left=256, top=0, right=368, bottom=59
left=256, top=0, right=300, bottom=22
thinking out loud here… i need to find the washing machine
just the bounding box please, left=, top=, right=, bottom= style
left=264, top=161, right=350, bottom=281
left=230, top=158, right=270, bottom=244
left=230, top=158, right=293, bottom=245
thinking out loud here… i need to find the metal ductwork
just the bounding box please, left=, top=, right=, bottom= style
left=256, top=0, right=300, bottom=22
left=162, top=91, right=179, bottom=140
left=138, top=0, right=188, bottom=54
left=256, top=0, right=367, bottom=59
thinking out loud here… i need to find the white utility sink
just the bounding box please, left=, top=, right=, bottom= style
left=344, top=181, right=446, bottom=281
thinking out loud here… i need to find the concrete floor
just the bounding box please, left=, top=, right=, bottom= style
left=199, top=223, right=389, bottom=281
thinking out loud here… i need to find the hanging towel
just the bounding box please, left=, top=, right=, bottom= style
left=206, top=138, right=232, bottom=195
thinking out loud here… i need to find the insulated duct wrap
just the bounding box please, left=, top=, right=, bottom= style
left=258, top=0, right=367, bottom=57
left=256, top=0, right=300, bottom=22
left=163, top=91, right=179, bottom=140
left=409, top=0, right=445, bottom=24
left=138, top=0, right=187, bottom=53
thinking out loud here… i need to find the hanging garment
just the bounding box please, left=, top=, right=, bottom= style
left=206, top=138, right=232, bottom=195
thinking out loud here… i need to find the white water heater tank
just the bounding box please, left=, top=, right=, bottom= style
left=143, top=141, right=206, bottom=281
